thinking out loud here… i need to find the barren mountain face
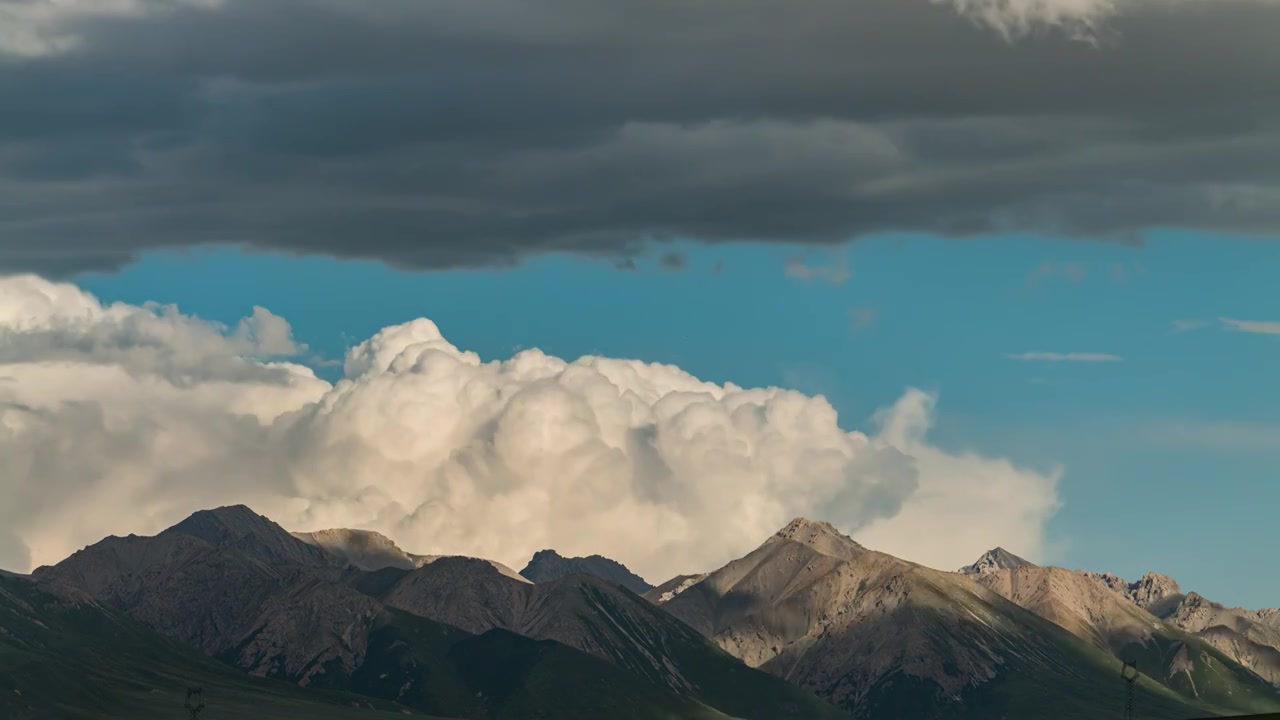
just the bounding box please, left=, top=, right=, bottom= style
left=1157, top=592, right=1280, bottom=687
left=970, top=565, right=1159, bottom=653
left=32, top=508, right=387, bottom=684
left=967, top=555, right=1280, bottom=697
left=655, top=519, right=1215, bottom=719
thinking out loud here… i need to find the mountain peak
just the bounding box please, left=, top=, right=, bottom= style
left=774, top=517, right=842, bottom=540
left=768, top=517, right=866, bottom=562
left=958, top=547, right=1035, bottom=576
left=520, top=549, right=652, bottom=593
left=161, top=505, right=334, bottom=567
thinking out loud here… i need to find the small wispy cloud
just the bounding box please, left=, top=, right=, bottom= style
left=1141, top=419, right=1280, bottom=454
left=849, top=307, right=878, bottom=333
left=785, top=257, right=851, bottom=286
left=1027, top=261, right=1087, bottom=288
left=1171, top=318, right=1208, bottom=333
left=1220, top=317, right=1280, bottom=335
left=1005, top=352, right=1123, bottom=363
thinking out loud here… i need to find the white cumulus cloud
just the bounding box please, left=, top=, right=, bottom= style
left=0, top=274, right=1063, bottom=580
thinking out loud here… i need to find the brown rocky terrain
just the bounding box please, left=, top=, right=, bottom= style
left=654, top=518, right=1216, bottom=719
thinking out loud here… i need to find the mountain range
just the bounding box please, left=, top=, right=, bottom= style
left=4, top=505, right=1279, bottom=719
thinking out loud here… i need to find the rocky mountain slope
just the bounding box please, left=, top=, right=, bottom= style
left=521, top=549, right=653, bottom=593
left=0, top=573, right=426, bottom=719
left=364, top=556, right=847, bottom=719
left=655, top=518, right=1240, bottom=719
left=645, top=573, right=710, bottom=605
left=964, top=555, right=1280, bottom=714
left=956, top=548, right=1280, bottom=693
left=23, top=506, right=843, bottom=720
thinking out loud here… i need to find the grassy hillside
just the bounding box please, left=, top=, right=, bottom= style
left=295, top=607, right=731, bottom=720
left=0, top=576, right=431, bottom=720
left=1116, top=630, right=1280, bottom=717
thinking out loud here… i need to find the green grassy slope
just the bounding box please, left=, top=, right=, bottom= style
left=0, top=576, right=433, bottom=720
left=838, top=601, right=1217, bottom=720
left=298, top=607, right=732, bottom=720
left=2, top=574, right=735, bottom=720
left=1116, top=630, right=1280, bottom=717
left=567, top=581, right=850, bottom=720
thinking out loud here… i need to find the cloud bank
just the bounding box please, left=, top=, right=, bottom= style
left=0, top=275, right=1063, bottom=579
left=0, top=0, right=1278, bottom=275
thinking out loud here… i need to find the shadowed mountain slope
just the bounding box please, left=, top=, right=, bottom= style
left=23, top=507, right=842, bottom=720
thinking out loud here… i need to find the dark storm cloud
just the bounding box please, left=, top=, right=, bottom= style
left=1, top=0, right=1278, bottom=274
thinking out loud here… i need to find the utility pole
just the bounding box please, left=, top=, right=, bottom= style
left=185, top=687, right=205, bottom=719
left=1120, top=660, right=1139, bottom=720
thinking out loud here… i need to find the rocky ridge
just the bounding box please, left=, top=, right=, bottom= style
left=520, top=549, right=653, bottom=593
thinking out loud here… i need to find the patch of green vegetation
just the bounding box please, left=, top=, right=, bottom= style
left=573, top=583, right=852, bottom=720
left=847, top=602, right=1221, bottom=720
left=329, top=608, right=729, bottom=719
left=1116, top=629, right=1280, bottom=717
left=0, top=576, right=438, bottom=719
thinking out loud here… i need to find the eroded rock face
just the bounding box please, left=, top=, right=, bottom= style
left=520, top=549, right=652, bottom=593
left=1076, top=570, right=1183, bottom=611
left=1156, top=592, right=1280, bottom=686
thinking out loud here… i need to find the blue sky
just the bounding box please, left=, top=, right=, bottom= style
left=75, top=232, right=1280, bottom=608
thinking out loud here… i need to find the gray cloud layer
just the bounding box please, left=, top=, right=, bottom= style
left=1, top=0, right=1278, bottom=274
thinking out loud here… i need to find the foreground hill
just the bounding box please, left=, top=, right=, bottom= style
left=0, top=574, right=427, bottom=720
left=657, top=518, right=1227, bottom=720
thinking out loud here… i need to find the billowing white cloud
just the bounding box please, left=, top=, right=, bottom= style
left=852, top=389, right=1063, bottom=568
left=0, top=275, right=1063, bottom=579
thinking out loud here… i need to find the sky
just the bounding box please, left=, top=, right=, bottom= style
left=0, top=0, right=1278, bottom=609
left=50, top=231, right=1278, bottom=608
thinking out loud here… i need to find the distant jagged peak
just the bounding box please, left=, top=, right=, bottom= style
left=957, top=547, right=1035, bottom=576
left=1076, top=568, right=1183, bottom=612
left=1130, top=571, right=1182, bottom=604
left=520, top=548, right=651, bottom=593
